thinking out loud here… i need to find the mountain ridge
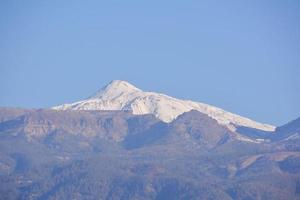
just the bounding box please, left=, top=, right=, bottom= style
left=0, top=107, right=300, bottom=200
left=53, top=80, right=274, bottom=132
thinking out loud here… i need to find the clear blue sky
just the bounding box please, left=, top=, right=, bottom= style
left=1, top=1, right=299, bottom=126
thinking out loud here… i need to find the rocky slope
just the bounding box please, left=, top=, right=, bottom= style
left=0, top=108, right=299, bottom=200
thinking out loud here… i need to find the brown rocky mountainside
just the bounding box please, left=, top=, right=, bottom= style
left=0, top=109, right=159, bottom=141
left=167, top=110, right=233, bottom=147
left=0, top=108, right=299, bottom=200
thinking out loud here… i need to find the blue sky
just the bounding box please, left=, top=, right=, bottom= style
left=0, top=1, right=299, bottom=126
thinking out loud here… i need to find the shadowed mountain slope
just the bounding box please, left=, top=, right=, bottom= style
left=0, top=108, right=299, bottom=200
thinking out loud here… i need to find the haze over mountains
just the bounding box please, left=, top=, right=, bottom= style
left=0, top=81, right=299, bottom=200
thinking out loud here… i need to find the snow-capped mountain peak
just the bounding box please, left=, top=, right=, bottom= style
left=52, top=80, right=275, bottom=132
left=90, top=80, right=141, bottom=100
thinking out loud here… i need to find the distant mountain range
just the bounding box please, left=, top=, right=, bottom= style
left=0, top=81, right=299, bottom=200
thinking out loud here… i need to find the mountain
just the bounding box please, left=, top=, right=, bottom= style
left=269, top=117, right=300, bottom=152
left=0, top=108, right=299, bottom=200
left=53, top=80, right=274, bottom=132
left=274, top=117, right=300, bottom=140
left=0, top=109, right=233, bottom=149
left=0, top=81, right=299, bottom=200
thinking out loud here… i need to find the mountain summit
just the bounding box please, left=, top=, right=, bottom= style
left=90, top=80, right=141, bottom=100
left=53, top=80, right=274, bottom=131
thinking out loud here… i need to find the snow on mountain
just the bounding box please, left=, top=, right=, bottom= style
left=52, top=80, right=275, bottom=131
